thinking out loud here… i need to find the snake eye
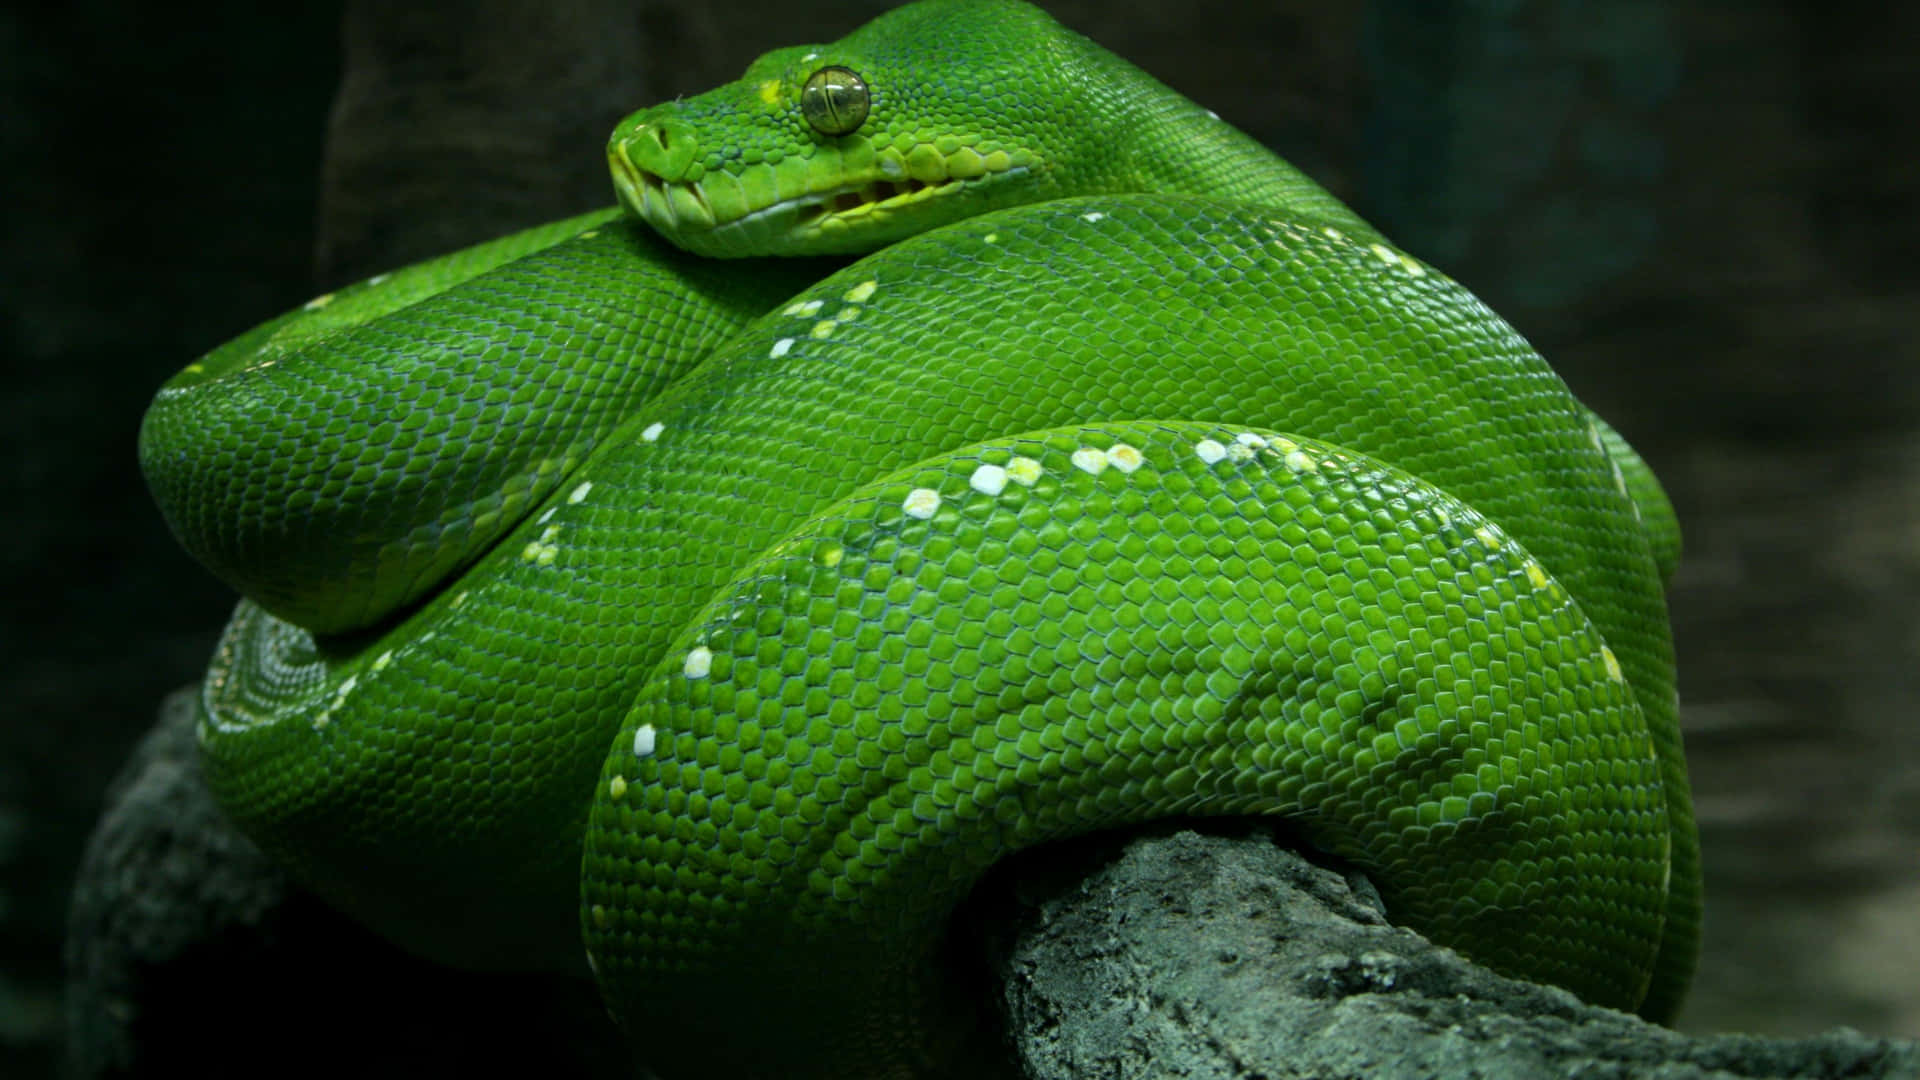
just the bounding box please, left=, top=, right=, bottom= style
left=800, top=66, right=869, bottom=137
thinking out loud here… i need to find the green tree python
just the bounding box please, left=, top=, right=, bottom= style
left=138, top=1, right=1698, bottom=1075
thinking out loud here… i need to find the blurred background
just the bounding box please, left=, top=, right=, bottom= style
left=3, top=0, right=1914, bottom=1076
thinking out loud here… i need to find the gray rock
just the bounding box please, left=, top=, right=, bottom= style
left=62, top=687, right=629, bottom=1080
left=980, top=826, right=1920, bottom=1080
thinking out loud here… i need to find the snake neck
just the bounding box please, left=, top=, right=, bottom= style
left=1058, top=28, right=1388, bottom=247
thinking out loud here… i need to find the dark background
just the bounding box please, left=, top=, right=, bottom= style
left=3, top=1, right=1916, bottom=1076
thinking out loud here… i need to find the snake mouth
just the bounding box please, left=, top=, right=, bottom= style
left=611, top=146, right=1029, bottom=257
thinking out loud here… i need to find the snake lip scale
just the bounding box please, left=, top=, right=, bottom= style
left=612, top=136, right=1030, bottom=245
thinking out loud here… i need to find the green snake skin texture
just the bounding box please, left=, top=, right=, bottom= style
left=137, top=2, right=1698, bottom=1076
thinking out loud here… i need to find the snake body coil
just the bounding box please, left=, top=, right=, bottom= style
left=139, top=2, right=1697, bottom=1076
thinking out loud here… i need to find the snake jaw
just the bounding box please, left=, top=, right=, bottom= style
left=612, top=141, right=1032, bottom=257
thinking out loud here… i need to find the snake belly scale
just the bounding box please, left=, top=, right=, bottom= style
left=138, top=2, right=1698, bottom=1076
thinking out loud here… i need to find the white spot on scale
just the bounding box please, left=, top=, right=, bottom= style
left=1369, top=243, right=1401, bottom=266
left=568, top=480, right=593, bottom=504
left=634, top=722, right=660, bottom=756
left=683, top=646, right=713, bottom=679
left=371, top=650, right=394, bottom=673
left=1081, top=211, right=1106, bottom=223
left=1474, top=525, right=1501, bottom=549
left=902, top=488, right=941, bottom=519
left=1206, top=109, right=1221, bottom=121
left=770, top=337, right=795, bottom=359
left=796, top=299, right=824, bottom=316
left=1193, top=439, right=1227, bottom=464
left=368, top=273, right=390, bottom=286
left=982, top=233, right=999, bottom=244
left=303, top=293, right=334, bottom=311
left=1107, top=444, right=1144, bottom=473
left=1284, top=450, right=1316, bottom=473
left=1226, top=441, right=1256, bottom=462
left=1070, top=447, right=1109, bottom=475
left=969, top=464, right=1008, bottom=496
left=641, top=421, right=665, bottom=442
left=537, top=506, right=557, bottom=525
left=1321, top=226, right=1346, bottom=242
left=1234, top=432, right=1269, bottom=448
left=802, top=51, right=820, bottom=61
left=1006, top=456, right=1042, bottom=486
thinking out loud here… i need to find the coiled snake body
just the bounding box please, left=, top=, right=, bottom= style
left=140, top=2, right=1697, bottom=1075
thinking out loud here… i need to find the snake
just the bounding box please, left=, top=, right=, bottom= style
left=138, top=1, right=1698, bottom=1076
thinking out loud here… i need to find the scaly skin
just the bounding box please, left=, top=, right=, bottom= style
left=138, top=1, right=1697, bottom=1075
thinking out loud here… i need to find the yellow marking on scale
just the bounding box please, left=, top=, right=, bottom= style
left=1107, top=444, right=1144, bottom=473
left=303, top=293, right=334, bottom=311
left=609, top=775, right=628, bottom=801
left=521, top=524, right=562, bottom=566
left=1368, top=243, right=1401, bottom=267
left=902, top=488, right=941, bottom=519
left=371, top=650, right=394, bottom=673
left=1070, top=447, right=1109, bottom=475
left=810, top=320, right=837, bottom=339
left=817, top=543, right=844, bottom=568
left=578, top=231, right=599, bottom=240
left=1524, top=560, right=1550, bottom=590
left=1006, top=456, right=1042, bottom=486
left=1600, top=646, right=1624, bottom=683
left=1284, top=450, right=1316, bottom=473
left=844, top=280, right=878, bottom=303
left=757, top=80, right=782, bottom=106
left=568, top=481, right=593, bottom=504
left=1474, top=525, right=1501, bottom=549
left=591, top=904, right=610, bottom=929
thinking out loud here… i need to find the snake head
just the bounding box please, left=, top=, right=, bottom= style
left=608, top=0, right=1127, bottom=257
